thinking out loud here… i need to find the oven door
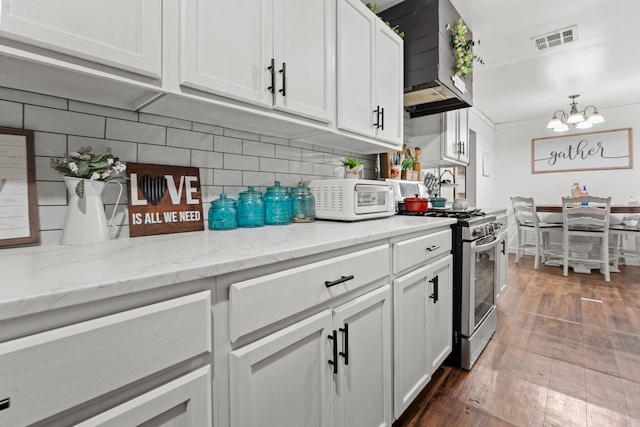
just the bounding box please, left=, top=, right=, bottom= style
left=461, top=234, right=501, bottom=337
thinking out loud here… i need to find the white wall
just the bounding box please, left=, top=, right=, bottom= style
left=468, top=108, right=498, bottom=208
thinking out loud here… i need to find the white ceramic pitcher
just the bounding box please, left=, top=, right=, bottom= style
left=60, top=177, right=123, bottom=245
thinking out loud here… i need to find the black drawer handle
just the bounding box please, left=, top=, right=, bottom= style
left=324, top=275, right=355, bottom=288
left=429, top=276, right=439, bottom=303
left=0, top=398, right=9, bottom=411
left=426, top=245, right=441, bottom=252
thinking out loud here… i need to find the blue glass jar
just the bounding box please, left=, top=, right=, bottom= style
left=237, top=186, right=265, bottom=228
left=290, top=182, right=316, bottom=223
left=263, top=181, right=292, bottom=225
left=208, top=193, right=237, bottom=230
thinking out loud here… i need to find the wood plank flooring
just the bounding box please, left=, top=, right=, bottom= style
left=394, top=254, right=640, bottom=427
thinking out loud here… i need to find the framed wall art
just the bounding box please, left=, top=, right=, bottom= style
left=0, top=128, right=40, bottom=247
left=532, top=128, right=632, bottom=174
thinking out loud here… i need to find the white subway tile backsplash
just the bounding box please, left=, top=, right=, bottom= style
left=243, top=140, right=274, bottom=158
left=260, top=157, right=289, bottom=173
left=0, top=99, right=23, bottom=128
left=290, top=161, right=314, bottom=175
left=68, top=136, right=138, bottom=163
left=214, top=135, right=243, bottom=154
left=224, top=153, right=259, bottom=171
left=191, top=150, right=223, bottom=169
left=140, top=113, right=192, bottom=130
left=259, top=134, right=290, bottom=146
left=106, top=118, right=166, bottom=145
left=0, top=87, right=67, bottom=109
left=224, top=128, right=260, bottom=141
left=275, top=145, right=302, bottom=161
left=214, top=169, right=243, bottom=186
left=193, top=122, right=224, bottom=135
left=6, top=88, right=369, bottom=242
left=167, top=128, right=213, bottom=151
left=25, top=105, right=105, bottom=138
left=69, top=100, right=138, bottom=121
left=243, top=171, right=275, bottom=187
left=138, top=144, right=191, bottom=166
left=34, top=132, right=67, bottom=157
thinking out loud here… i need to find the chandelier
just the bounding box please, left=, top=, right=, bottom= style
left=546, top=94, right=605, bottom=132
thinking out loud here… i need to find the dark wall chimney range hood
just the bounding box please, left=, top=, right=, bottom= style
left=379, top=0, right=473, bottom=118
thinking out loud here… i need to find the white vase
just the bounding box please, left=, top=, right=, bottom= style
left=344, top=167, right=361, bottom=179
left=60, top=177, right=122, bottom=245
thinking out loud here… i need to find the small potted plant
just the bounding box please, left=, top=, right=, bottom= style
left=401, top=156, right=419, bottom=181
left=342, top=155, right=363, bottom=179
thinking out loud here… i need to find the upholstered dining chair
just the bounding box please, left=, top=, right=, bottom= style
left=511, top=196, right=562, bottom=269
left=561, top=196, right=612, bottom=281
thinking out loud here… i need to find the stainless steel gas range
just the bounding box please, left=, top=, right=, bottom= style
left=398, top=209, right=508, bottom=369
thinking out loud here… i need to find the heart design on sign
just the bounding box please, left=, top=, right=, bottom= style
left=139, top=175, right=167, bottom=205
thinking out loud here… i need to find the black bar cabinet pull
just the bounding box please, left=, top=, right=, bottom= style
left=339, top=323, right=349, bottom=365
left=426, top=245, right=441, bottom=252
left=325, top=274, right=354, bottom=288
left=501, top=240, right=506, bottom=255
left=267, top=58, right=275, bottom=96
left=0, top=397, right=9, bottom=411
left=429, top=276, right=439, bottom=303
left=373, top=106, right=380, bottom=128
left=380, top=107, right=384, bottom=130
left=328, top=330, right=338, bottom=374
left=278, top=62, right=287, bottom=96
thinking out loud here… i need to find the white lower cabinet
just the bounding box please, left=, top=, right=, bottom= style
left=0, top=291, right=212, bottom=426
left=229, top=285, right=392, bottom=427
left=393, top=253, right=452, bottom=419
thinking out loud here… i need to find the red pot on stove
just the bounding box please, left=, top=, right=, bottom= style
left=404, top=196, right=429, bottom=212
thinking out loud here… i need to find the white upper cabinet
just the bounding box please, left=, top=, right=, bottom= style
left=0, top=0, right=161, bottom=78
left=181, top=0, right=333, bottom=123
left=337, top=0, right=403, bottom=145
left=410, top=108, right=470, bottom=166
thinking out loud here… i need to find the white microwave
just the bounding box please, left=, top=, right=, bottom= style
left=308, top=179, right=395, bottom=221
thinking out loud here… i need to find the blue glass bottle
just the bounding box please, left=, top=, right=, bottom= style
left=263, top=181, right=292, bottom=225
left=208, top=193, right=237, bottom=230
left=237, top=186, right=265, bottom=228
left=290, top=182, right=316, bottom=223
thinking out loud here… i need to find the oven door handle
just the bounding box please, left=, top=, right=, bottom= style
left=470, top=235, right=502, bottom=252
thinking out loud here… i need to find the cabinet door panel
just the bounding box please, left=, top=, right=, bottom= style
left=442, top=110, right=459, bottom=162
left=230, top=310, right=333, bottom=427
left=337, top=0, right=375, bottom=137
left=274, top=0, right=332, bottom=122
left=374, top=24, right=403, bottom=145
left=333, top=285, right=392, bottom=427
left=393, top=266, right=430, bottom=418
left=0, top=0, right=161, bottom=77
left=0, top=291, right=211, bottom=427
left=428, top=255, right=453, bottom=373
left=75, top=366, right=212, bottom=427
left=181, top=0, right=274, bottom=108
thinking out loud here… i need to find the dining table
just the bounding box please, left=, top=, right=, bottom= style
left=536, top=204, right=640, bottom=213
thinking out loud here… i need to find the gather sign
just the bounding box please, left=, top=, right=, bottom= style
left=531, top=128, right=632, bottom=174
left=126, top=163, right=204, bottom=237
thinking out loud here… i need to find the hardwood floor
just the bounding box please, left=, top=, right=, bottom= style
left=394, top=254, right=640, bottom=427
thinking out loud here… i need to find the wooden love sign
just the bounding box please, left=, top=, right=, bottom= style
left=126, top=163, right=204, bottom=237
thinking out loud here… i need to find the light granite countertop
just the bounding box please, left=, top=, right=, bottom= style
left=0, top=216, right=455, bottom=321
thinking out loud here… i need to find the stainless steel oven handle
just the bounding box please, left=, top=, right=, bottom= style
left=470, top=235, right=501, bottom=252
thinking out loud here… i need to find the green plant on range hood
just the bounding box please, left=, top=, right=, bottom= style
left=366, top=3, right=404, bottom=38
left=446, top=18, right=484, bottom=79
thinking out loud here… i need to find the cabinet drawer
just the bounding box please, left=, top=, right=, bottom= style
left=230, top=244, right=389, bottom=342
left=0, top=291, right=211, bottom=427
left=393, top=230, right=451, bottom=274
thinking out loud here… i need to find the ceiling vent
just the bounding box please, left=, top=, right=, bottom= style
left=531, top=25, right=577, bottom=51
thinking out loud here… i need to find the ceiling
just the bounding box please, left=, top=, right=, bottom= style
left=375, top=0, right=640, bottom=126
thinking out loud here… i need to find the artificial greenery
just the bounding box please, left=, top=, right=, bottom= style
left=401, top=156, right=416, bottom=170
left=366, top=3, right=404, bottom=38
left=446, top=18, right=484, bottom=79
left=342, top=155, right=363, bottom=170
left=50, top=146, right=126, bottom=198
